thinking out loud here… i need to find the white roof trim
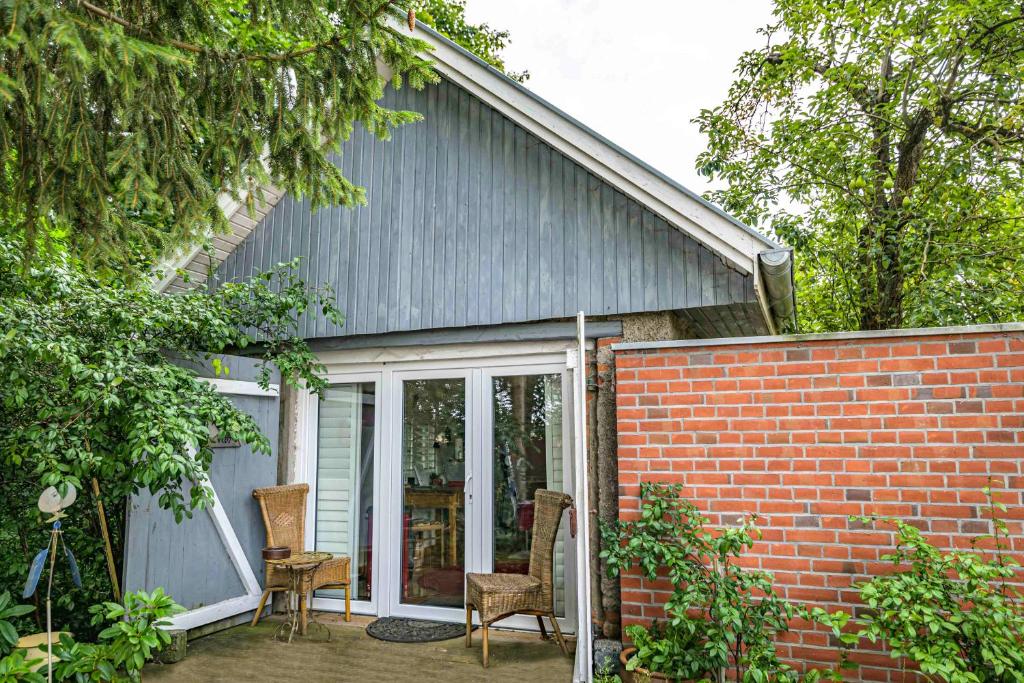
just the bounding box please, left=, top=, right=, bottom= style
left=412, top=24, right=772, bottom=275
left=153, top=187, right=285, bottom=294
left=153, top=192, right=244, bottom=293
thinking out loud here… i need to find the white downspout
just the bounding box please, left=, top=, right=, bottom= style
left=572, top=311, right=594, bottom=683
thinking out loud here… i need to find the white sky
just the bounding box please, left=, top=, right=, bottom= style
left=462, top=0, right=776, bottom=195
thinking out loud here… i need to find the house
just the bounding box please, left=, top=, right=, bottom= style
left=134, top=20, right=794, bottom=678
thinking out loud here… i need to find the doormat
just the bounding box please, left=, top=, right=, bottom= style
left=366, top=617, right=473, bottom=643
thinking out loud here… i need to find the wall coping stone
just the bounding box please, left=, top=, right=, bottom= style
left=611, top=322, right=1024, bottom=352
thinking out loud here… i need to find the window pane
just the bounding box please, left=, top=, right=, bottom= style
left=492, top=373, right=565, bottom=615
left=316, top=382, right=375, bottom=601
left=401, top=378, right=466, bottom=608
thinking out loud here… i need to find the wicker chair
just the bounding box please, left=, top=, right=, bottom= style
left=250, top=483, right=351, bottom=628
left=465, top=489, right=573, bottom=667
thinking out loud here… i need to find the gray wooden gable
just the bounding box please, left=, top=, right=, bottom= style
left=214, top=77, right=765, bottom=339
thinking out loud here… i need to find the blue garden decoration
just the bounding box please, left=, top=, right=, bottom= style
left=23, top=486, right=81, bottom=683
left=23, top=521, right=82, bottom=599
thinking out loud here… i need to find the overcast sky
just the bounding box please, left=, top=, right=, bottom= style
left=462, top=0, right=776, bottom=195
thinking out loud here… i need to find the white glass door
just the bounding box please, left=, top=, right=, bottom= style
left=386, top=368, right=478, bottom=622
left=481, top=365, right=575, bottom=631
left=310, top=353, right=576, bottom=629
left=307, top=373, right=382, bottom=618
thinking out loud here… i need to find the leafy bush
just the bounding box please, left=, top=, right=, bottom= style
left=0, top=649, right=44, bottom=683
left=0, top=592, right=42, bottom=683
left=0, top=588, right=180, bottom=682
left=624, top=620, right=709, bottom=681
left=0, top=480, right=124, bottom=644
left=846, top=504, right=1024, bottom=683
left=0, top=592, right=34, bottom=657
left=593, top=661, right=623, bottom=683
left=0, top=237, right=340, bottom=637
left=601, top=482, right=840, bottom=682
left=54, top=588, right=183, bottom=682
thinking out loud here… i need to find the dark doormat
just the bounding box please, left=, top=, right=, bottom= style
left=366, top=617, right=473, bottom=643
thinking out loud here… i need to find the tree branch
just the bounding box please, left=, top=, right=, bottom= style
left=943, top=119, right=1024, bottom=146
left=969, top=10, right=1024, bottom=50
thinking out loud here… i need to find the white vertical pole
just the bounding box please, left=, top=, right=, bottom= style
left=572, top=311, right=593, bottom=683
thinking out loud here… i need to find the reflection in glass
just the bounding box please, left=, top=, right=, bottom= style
left=400, top=378, right=466, bottom=607
left=492, top=373, right=565, bottom=615
left=315, top=382, right=375, bottom=601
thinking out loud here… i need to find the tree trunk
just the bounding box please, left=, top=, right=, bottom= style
left=858, top=103, right=930, bottom=331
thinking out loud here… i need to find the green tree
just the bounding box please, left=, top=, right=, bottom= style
left=0, top=0, right=436, bottom=271
left=0, top=0, right=525, bottom=649
left=697, top=0, right=1024, bottom=331
left=0, top=237, right=341, bottom=637
left=415, top=0, right=528, bottom=82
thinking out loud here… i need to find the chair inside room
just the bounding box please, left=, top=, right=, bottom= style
left=465, top=489, right=573, bottom=668
left=251, top=483, right=352, bottom=626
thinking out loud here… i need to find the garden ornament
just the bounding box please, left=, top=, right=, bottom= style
left=23, top=485, right=82, bottom=683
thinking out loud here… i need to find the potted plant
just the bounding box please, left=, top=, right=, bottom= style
left=617, top=620, right=713, bottom=682
left=602, top=482, right=827, bottom=683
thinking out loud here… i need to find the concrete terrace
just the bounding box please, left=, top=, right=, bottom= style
left=145, top=615, right=576, bottom=682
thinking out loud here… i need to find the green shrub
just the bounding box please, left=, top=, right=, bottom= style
left=601, top=482, right=842, bottom=682
left=0, top=592, right=35, bottom=657
left=624, top=620, right=710, bottom=681
left=0, top=237, right=340, bottom=638
left=0, top=649, right=45, bottom=683
left=54, top=588, right=183, bottom=682
left=0, top=592, right=42, bottom=683
left=847, top=503, right=1024, bottom=683
left=594, top=659, right=623, bottom=683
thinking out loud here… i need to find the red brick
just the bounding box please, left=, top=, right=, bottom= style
left=637, top=368, right=680, bottom=380
left=856, top=387, right=912, bottom=401
left=937, top=354, right=995, bottom=369
left=828, top=360, right=880, bottom=374
left=613, top=332, right=1024, bottom=679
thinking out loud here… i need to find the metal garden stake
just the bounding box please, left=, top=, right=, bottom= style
left=23, top=485, right=82, bottom=683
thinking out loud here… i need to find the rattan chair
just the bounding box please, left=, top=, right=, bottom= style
left=465, top=489, right=573, bottom=667
left=251, top=483, right=351, bottom=627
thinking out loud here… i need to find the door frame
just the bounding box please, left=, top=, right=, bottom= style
left=298, top=343, right=581, bottom=632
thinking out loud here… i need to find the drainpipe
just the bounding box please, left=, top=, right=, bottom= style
left=758, top=249, right=797, bottom=333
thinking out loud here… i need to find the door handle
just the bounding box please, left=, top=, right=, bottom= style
left=465, top=473, right=472, bottom=502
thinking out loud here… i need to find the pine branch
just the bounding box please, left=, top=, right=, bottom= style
left=77, top=0, right=399, bottom=63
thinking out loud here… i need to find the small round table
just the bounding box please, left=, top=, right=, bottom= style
left=266, top=551, right=333, bottom=643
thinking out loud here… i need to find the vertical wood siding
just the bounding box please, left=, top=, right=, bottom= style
left=216, top=78, right=757, bottom=339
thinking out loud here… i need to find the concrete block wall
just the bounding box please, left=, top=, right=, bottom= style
left=612, top=325, right=1024, bottom=680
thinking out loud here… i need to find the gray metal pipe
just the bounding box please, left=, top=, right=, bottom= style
left=758, top=249, right=797, bottom=333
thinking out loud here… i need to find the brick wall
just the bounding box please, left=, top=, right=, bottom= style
left=613, top=326, right=1024, bottom=680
